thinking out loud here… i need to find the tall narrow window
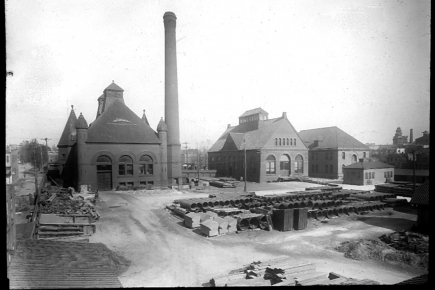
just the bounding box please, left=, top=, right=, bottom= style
left=266, top=155, right=276, bottom=174
left=290, top=139, right=293, bottom=146
left=352, top=154, right=357, bottom=163
left=119, top=155, right=133, bottom=176
left=295, top=155, right=303, bottom=173
left=275, top=138, right=278, bottom=146
left=294, top=139, right=297, bottom=146
left=139, top=155, right=153, bottom=175
left=342, top=152, right=345, bottom=159
left=325, top=164, right=328, bottom=173
left=330, top=164, right=333, bottom=173
left=287, top=138, right=289, bottom=146
left=363, top=152, right=366, bottom=158
left=365, top=172, right=368, bottom=179
left=279, top=138, right=282, bottom=146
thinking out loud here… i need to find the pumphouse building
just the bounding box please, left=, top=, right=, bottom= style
left=208, top=108, right=309, bottom=183
left=57, top=12, right=182, bottom=191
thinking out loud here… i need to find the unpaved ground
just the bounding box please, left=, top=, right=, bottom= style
left=89, top=183, right=426, bottom=287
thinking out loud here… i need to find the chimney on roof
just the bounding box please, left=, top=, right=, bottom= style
left=227, top=124, right=231, bottom=129
left=410, top=129, right=413, bottom=143
left=282, top=112, right=287, bottom=119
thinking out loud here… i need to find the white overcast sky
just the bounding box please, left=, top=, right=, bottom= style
left=6, top=0, right=430, bottom=149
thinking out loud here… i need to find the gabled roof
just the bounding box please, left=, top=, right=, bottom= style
left=410, top=180, right=429, bottom=206
left=8, top=239, right=123, bottom=289
left=87, top=99, right=160, bottom=144
left=104, top=81, right=124, bottom=92
left=343, top=161, right=395, bottom=169
left=239, top=107, right=268, bottom=118
left=209, top=116, right=307, bottom=152
left=58, top=108, right=77, bottom=147
left=298, top=126, right=369, bottom=150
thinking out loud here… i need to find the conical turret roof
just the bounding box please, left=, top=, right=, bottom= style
left=75, top=113, right=89, bottom=129
left=142, top=110, right=150, bottom=126
left=58, top=106, right=78, bottom=146
left=157, top=117, right=168, bottom=132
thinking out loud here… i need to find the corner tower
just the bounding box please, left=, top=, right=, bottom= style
left=164, top=11, right=182, bottom=185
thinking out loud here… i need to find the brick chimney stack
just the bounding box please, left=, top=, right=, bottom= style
left=164, top=12, right=182, bottom=186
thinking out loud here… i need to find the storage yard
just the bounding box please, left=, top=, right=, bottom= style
left=88, top=181, right=427, bottom=287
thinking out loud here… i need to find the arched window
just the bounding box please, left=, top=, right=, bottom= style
left=290, top=139, right=293, bottom=146
left=325, top=164, right=328, bottom=173
left=330, top=164, right=333, bottom=173
left=139, top=155, right=153, bottom=175
left=96, top=155, right=112, bottom=171
left=266, top=155, right=276, bottom=174
left=295, top=155, right=303, bottom=174
left=342, top=152, right=345, bottom=159
left=97, top=155, right=111, bottom=163
left=352, top=154, right=357, bottom=163
left=294, top=138, right=297, bottom=146
left=279, top=138, right=282, bottom=146
left=286, top=138, right=289, bottom=146
left=119, top=155, right=133, bottom=176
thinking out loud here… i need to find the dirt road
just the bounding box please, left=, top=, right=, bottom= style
left=90, top=188, right=426, bottom=287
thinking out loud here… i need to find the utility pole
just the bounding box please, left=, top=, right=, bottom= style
left=197, top=148, right=200, bottom=183
left=33, top=147, right=38, bottom=202
left=40, top=138, right=52, bottom=171
left=243, top=138, right=247, bottom=192
left=412, top=148, right=416, bottom=194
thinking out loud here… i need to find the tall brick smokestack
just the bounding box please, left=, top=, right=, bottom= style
left=410, top=129, right=413, bottom=143
left=164, top=11, right=182, bottom=185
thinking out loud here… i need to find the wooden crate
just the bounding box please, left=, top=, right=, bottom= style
left=293, top=208, right=308, bottom=230
left=271, top=209, right=293, bottom=231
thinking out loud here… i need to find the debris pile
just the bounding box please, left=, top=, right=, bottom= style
left=335, top=235, right=429, bottom=268
left=208, top=256, right=379, bottom=286
left=38, top=187, right=100, bottom=221
left=379, top=230, right=429, bottom=254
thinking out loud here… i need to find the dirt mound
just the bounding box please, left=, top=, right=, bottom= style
left=335, top=238, right=428, bottom=269
left=98, top=243, right=131, bottom=275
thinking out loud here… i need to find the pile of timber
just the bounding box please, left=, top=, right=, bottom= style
left=37, top=214, right=96, bottom=241
left=374, top=183, right=414, bottom=196
left=209, top=256, right=379, bottom=286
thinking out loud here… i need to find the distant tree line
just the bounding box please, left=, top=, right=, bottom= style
left=19, top=139, right=51, bottom=170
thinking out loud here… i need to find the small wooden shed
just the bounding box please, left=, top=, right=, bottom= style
left=200, top=219, right=219, bottom=237
left=184, top=212, right=200, bottom=228
left=213, top=216, right=229, bottom=235
left=198, top=212, right=212, bottom=223
left=224, top=216, right=238, bottom=233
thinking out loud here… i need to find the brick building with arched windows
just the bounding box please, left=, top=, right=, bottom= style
left=57, top=82, right=177, bottom=191
left=208, top=108, right=308, bottom=183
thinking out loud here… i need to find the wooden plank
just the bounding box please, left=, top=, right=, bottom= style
left=294, top=271, right=329, bottom=285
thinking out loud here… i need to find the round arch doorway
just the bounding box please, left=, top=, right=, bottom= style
left=96, top=155, right=112, bottom=191
left=279, top=154, right=291, bottom=176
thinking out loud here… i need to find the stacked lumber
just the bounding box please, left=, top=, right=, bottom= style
left=208, top=257, right=379, bottom=286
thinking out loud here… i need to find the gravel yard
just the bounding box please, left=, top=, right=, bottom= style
left=89, top=182, right=426, bottom=287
